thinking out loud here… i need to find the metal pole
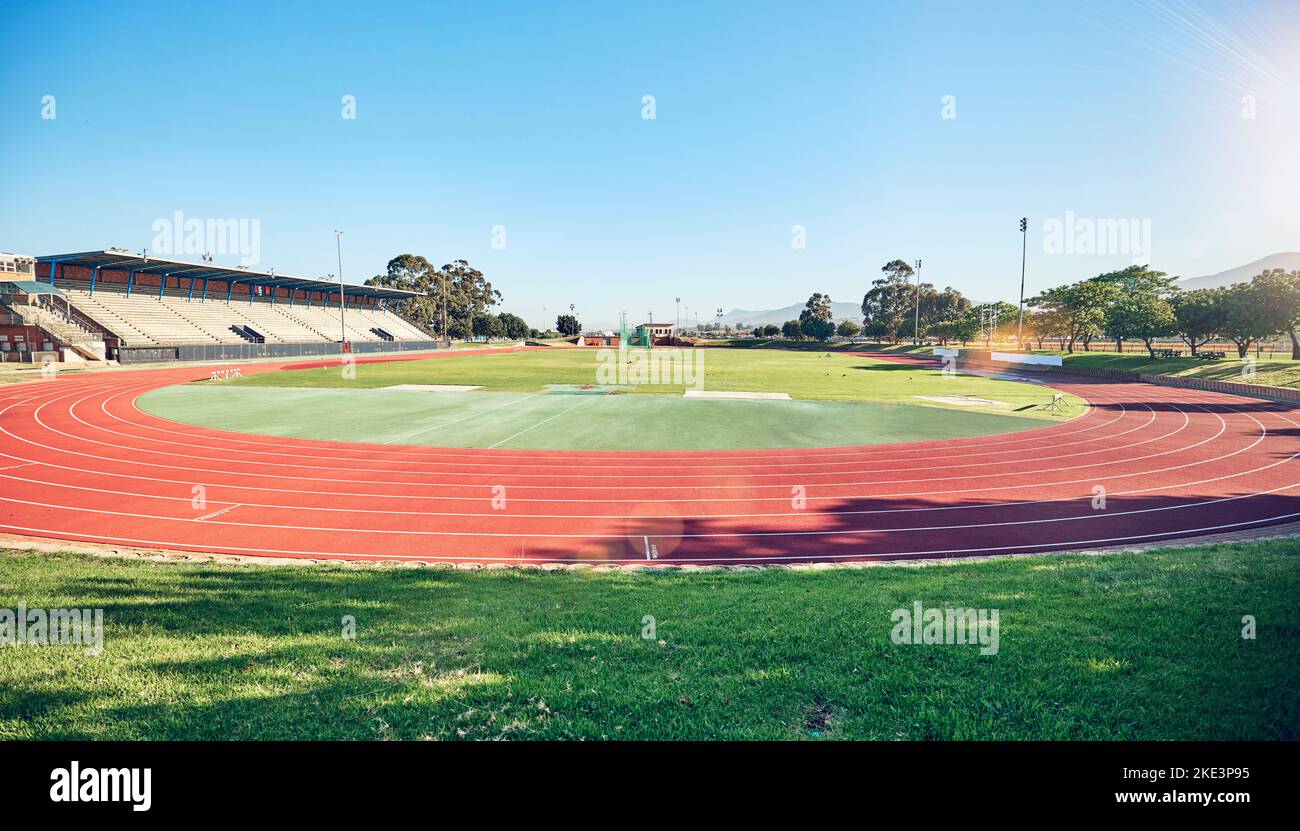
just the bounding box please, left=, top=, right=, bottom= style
left=913, top=259, right=922, bottom=344
left=334, top=230, right=345, bottom=345
left=1017, top=217, right=1027, bottom=349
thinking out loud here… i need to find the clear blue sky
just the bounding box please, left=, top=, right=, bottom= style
left=3, top=0, right=1297, bottom=330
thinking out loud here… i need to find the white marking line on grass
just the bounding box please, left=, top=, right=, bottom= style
left=196, top=504, right=241, bottom=521
left=683, top=390, right=791, bottom=400
left=485, top=395, right=599, bottom=449
left=382, top=394, right=525, bottom=445
left=914, top=395, right=1011, bottom=407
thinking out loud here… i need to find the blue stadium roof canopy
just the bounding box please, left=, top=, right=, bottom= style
left=36, top=249, right=420, bottom=301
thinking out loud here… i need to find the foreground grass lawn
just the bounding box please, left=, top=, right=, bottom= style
left=1051, top=351, right=1300, bottom=389
left=1, top=542, right=1296, bottom=740
left=219, top=348, right=1085, bottom=419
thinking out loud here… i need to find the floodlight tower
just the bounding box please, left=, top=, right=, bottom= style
left=1017, top=217, right=1028, bottom=349
left=913, top=259, right=923, bottom=345
left=334, top=230, right=345, bottom=346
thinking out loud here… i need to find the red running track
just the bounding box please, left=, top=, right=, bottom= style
left=1, top=349, right=1298, bottom=564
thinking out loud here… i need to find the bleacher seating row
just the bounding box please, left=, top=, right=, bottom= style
left=54, top=281, right=431, bottom=347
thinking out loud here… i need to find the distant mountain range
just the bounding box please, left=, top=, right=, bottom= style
left=1178, top=252, right=1300, bottom=291
left=716, top=301, right=862, bottom=328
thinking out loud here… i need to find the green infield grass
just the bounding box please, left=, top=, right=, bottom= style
left=1, top=540, right=1295, bottom=740
left=136, top=348, right=1084, bottom=450
left=139, top=386, right=1064, bottom=449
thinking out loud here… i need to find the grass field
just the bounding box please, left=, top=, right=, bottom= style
left=140, top=386, right=1061, bottom=450
left=137, top=348, right=1083, bottom=450
left=1, top=541, right=1296, bottom=740
left=222, top=348, right=1077, bottom=409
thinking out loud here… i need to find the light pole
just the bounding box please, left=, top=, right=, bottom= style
left=333, top=230, right=345, bottom=346
left=1017, top=218, right=1028, bottom=349
left=675, top=297, right=681, bottom=336
left=913, top=259, right=923, bottom=345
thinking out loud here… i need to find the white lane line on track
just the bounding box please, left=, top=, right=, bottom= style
left=0, top=462, right=33, bottom=472
left=195, top=504, right=241, bottom=522
left=33, top=385, right=1220, bottom=491
left=0, top=366, right=1294, bottom=535
left=10, top=382, right=1300, bottom=559
left=4, top=438, right=1293, bottom=520
left=1, top=384, right=1274, bottom=515
left=484, top=394, right=600, bottom=449
left=10, top=394, right=1172, bottom=493
left=58, top=389, right=1297, bottom=524
left=7, top=371, right=1258, bottom=507
left=67, top=382, right=1175, bottom=481
left=5, top=453, right=1300, bottom=539
left=120, top=380, right=1117, bottom=466
left=0, top=391, right=1277, bottom=521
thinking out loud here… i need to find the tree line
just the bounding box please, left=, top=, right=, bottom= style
left=772, top=259, right=1300, bottom=359
left=1026, top=265, right=1300, bottom=358
left=364, top=254, right=543, bottom=340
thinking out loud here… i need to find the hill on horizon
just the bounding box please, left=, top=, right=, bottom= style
left=717, top=301, right=862, bottom=328
left=1178, top=252, right=1300, bottom=291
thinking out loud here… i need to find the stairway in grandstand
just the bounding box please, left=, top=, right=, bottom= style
left=0, top=298, right=108, bottom=360
left=4, top=301, right=102, bottom=344
left=54, top=281, right=433, bottom=347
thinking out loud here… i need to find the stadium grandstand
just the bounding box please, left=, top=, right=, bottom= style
left=0, top=249, right=445, bottom=363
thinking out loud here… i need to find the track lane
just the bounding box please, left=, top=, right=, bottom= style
left=1, top=351, right=1297, bottom=563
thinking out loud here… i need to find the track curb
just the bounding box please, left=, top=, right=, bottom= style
left=3, top=525, right=1297, bottom=573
